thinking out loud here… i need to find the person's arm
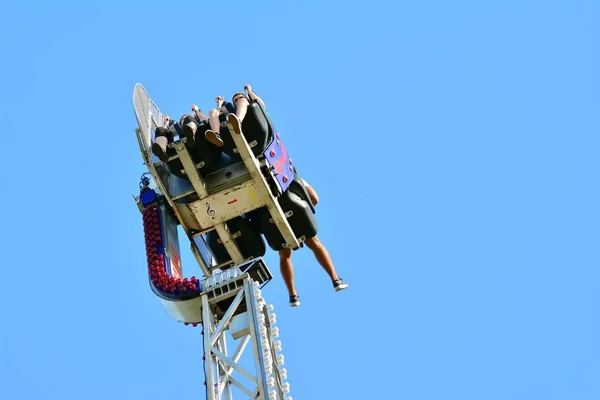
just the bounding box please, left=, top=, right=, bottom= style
left=244, top=84, right=266, bottom=109
left=191, top=104, right=208, bottom=121
left=216, top=96, right=231, bottom=115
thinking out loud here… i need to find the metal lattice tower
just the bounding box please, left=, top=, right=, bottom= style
left=199, top=271, right=291, bottom=399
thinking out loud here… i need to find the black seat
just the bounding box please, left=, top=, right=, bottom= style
left=257, top=182, right=318, bottom=251
left=155, top=123, right=223, bottom=179
left=288, top=174, right=316, bottom=214
left=188, top=122, right=225, bottom=175
left=219, top=101, right=274, bottom=161
left=206, top=215, right=267, bottom=266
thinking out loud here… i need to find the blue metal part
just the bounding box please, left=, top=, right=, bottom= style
left=140, top=189, right=157, bottom=206
left=263, top=131, right=293, bottom=194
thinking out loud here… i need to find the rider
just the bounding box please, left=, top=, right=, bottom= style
left=151, top=105, right=213, bottom=162
left=151, top=114, right=181, bottom=163
left=179, top=104, right=210, bottom=147
left=204, top=96, right=236, bottom=147
left=279, top=178, right=349, bottom=307
left=205, top=85, right=267, bottom=141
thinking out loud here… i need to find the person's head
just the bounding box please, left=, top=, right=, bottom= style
left=232, top=92, right=248, bottom=106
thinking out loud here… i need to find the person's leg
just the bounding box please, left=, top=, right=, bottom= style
left=205, top=108, right=224, bottom=147
left=234, top=96, right=250, bottom=123
left=180, top=114, right=197, bottom=146
left=227, top=93, right=250, bottom=135
left=304, top=236, right=349, bottom=291
left=151, top=127, right=171, bottom=163
left=279, top=248, right=300, bottom=306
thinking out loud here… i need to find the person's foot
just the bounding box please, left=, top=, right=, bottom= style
left=151, top=143, right=168, bottom=163
left=333, top=278, right=349, bottom=292
left=289, top=295, right=300, bottom=307
left=151, top=137, right=169, bottom=163
left=182, top=121, right=197, bottom=146
left=205, top=129, right=224, bottom=147
left=227, top=113, right=242, bottom=135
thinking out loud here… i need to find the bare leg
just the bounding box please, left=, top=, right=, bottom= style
left=235, top=97, right=250, bottom=122
left=279, top=248, right=297, bottom=296
left=208, top=109, right=220, bottom=133
left=206, top=108, right=224, bottom=147
left=151, top=136, right=169, bottom=163
left=304, top=236, right=339, bottom=281
left=180, top=114, right=197, bottom=147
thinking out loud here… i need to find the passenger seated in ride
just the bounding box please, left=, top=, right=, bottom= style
left=277, top=178, right=349, bottom=307
left=179, top=104, right=211, bottom=147
left=204, top=85, right=267, bottom=147
left=151, top=105, right=213, bottom=163
left=152, top=114, right=182, bottom=162
left=204, top=96, right=236, bottom=148
left=226, top=84, right=267, bottom=136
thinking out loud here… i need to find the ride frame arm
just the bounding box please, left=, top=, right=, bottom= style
left=174, top=141, right=247, bottom=266
left=227, top=122, right=300, bottom=250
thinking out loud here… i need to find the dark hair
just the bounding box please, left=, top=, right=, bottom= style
left=232, top=92, right=247, bottom=103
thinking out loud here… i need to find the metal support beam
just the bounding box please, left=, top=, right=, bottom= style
left=227, top=119, right=300, bottom=250
left=195, top=272, right=291, bottom=399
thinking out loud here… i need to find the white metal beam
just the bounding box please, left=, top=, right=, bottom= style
left=227, top=119, right=300, bottom=250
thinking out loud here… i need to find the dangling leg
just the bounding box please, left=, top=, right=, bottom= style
left=279, top=248, right=300, bottom=307
left=304, top=236, right=349, bottom=292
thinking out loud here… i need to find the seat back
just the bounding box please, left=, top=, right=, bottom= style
left=158, top=123, right=223, bottom=179
left=289, top=174, right=316, bottom=214
left=219, top=101, right=273, bottom=160
left=257, top=188, right=318, bottom=251
left=188, top=123, right=224, bottom=175
left=206, top=216, right=267, bottom=266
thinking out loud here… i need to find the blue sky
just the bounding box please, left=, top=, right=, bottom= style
left=1, top=1, right=599, bottom=399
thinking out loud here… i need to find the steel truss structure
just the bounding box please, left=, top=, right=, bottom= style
left=200, top=269, right=291, bottom=400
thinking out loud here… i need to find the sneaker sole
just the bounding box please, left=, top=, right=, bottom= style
left=334, top=283, right=349, bottom=292
left=151, top=143, right=169, bottom=163
left=227, top=113, right=242, bottom=135
left=182, top=124, right=196, bottom=146
left=205, top=130, right=224, bottom=147
left=289, top=301, right=300, bottom=307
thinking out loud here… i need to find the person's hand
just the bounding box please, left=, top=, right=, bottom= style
left=163, top=115, right=171, bottom=124
left=191, top=104, right=199, bottom=112
left=244, top=84, right=252, bottom=93
left=215, top=96, right=224, bottom=108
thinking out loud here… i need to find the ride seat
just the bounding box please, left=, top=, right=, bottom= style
left=155, top=122, right=223, bottom=179
left=257, top=179, right=318, bottom=251
left=219, top=101, right=274, bottom=161
left=206, top=215, right=267, bottom=267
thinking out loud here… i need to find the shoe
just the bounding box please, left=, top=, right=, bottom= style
left=182, top=121, right=197, bottom=146
left=151, top=139, right=169, bottom=163
left=205, top=130, right=224, bottom=147
left=227, top=113, right=242, bottom=135
left=333, top=279, right=349, bottom=292
left=289, top=295, right=300, bottom=307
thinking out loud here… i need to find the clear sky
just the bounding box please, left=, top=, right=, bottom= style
left=1, top=1, right=599, bottom=399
